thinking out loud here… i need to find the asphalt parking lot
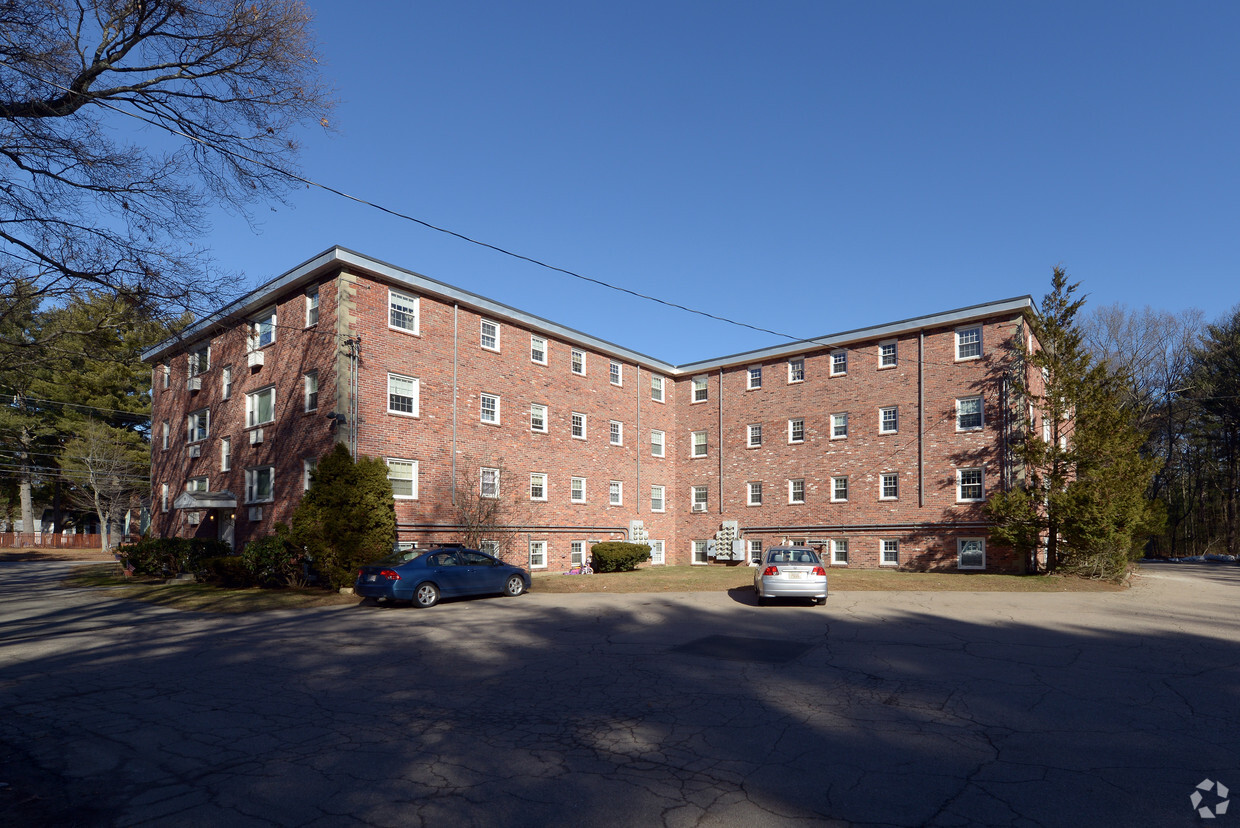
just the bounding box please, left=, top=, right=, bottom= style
left=1, top=560, right=1237, bottom=827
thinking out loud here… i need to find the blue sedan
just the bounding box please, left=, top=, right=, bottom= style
left=355, top=545, right=531, bottom=608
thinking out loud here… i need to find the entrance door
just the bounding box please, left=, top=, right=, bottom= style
left=218, top=513, right=235, bottom=549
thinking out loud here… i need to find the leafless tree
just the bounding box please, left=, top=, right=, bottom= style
left=0, top=0, right=335, bottom=356
left=453, top=456, right=530, bottom=562
left=61, top=420, right=147, bottom=551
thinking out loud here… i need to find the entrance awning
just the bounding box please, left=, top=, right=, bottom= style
left=173, top=490, right=239, bottom=510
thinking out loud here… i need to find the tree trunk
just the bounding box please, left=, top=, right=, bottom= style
left=19, top=478, right=33, bottom=546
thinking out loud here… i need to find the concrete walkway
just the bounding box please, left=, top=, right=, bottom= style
left=1, top=560, right=1237, bottom=826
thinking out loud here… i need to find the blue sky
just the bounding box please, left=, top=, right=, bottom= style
left=204, top=1, right=1239, bottom=363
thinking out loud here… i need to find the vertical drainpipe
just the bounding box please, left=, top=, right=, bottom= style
left=635, top=365, right=641, bottom=498
left=718, top=367, right=724, bottom=515
left=452, top=304, right=459, bottom=508
left=918, top=329, right=925, bottom=507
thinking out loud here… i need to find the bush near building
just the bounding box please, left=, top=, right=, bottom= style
left=591, top=542, right=652, bottom=573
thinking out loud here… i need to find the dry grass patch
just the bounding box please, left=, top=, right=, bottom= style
left=63, top=564, right=356, bottom=613
left=532, top=565, right=1124, bottom=594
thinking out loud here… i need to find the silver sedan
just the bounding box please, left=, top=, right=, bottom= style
left=754, top=546, right=828, bottom=606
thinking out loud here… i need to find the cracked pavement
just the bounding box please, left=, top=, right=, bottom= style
left=1, top=561, right=1238, bottom=827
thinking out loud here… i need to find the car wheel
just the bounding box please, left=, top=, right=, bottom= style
left=504, top=576, right=526, bottom=597
left=413, top=582, right=440, bottom=608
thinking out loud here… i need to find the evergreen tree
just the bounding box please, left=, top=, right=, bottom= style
left=1184, top=306, right=1240, bottom=557
left=290, top=443, right=396, bottom=590
left=986, top=267, right=1161, bottom=579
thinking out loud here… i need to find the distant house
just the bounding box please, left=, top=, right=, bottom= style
left=143, top=247, right=1045, bottom=572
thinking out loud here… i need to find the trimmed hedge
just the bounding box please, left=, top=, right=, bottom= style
left=199, top=556, right=253, bottom=588
left=590, top=542, right=652, bottom=573
left=241, top=532, right=306, bottom=588
left=116, top=537, right=231, bottom=577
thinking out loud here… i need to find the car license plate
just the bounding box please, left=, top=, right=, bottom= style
left=366, top=574, right=376, bottom=582
left=788, top=572, right=804, bottom=579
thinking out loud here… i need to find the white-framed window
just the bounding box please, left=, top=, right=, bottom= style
left=832, top=539, right=849, bottom=565
left=651, top=430, right=665, bottom=457
left=957, top=468, right=985, bottom=502
left=530, top=473, right=547, bottom=501
left=189, top=343, right=211, bottom=377
left=692, top=485, right=708, bottom=511
left=748, top=366, right=762, bottom=390
left=649, top=540, right=666, bottom=565
left=570, top=477, right=586, bottom=503
left=880, top=472, right=899, bottom=500
left=389, top=289, right=419, bottom=334
left=957, top=396, right=983, bottom=431
left=161, top=420, right=169, bottom=450
left=788, top=418, right=804, bottom=444
left=788, top=357, right=805, bottom=383
left=651, top=374, right=664, bottom=402
left=530, top=403, right=547, bottom=433
left=221, top=365, right=232, bottom=400
left=387, top=374, right=418, bottom=417
left=748, top=423, right=762, bottom=448
left=187, top=409, right=210, bottom=442
left=692, top=376, right=708, bottom=403
left=958, top=537, right=986, bottom=569
left=692, top=540, right=709, bottom=565
left=749, top=539, right=763, bottom=564
left=481, top=467, right=499, bottom=499
left=250, top=308, right=276, bottom=349
left=187, top=476, right=209, bottom=493
left=831, top=350, right=847, bottom=376
left=881, top=539, right=899, bottom=566
left=956, top=326, right=982, bottom=360
left=481, top=393, right=500, bottom=424
left=651, top=485, right=665, bottom=512
left=161, top=483, right=169, bottom=512
left=247, top=386, right=275, bottom=427
left=570, top=540, right=587, bottom=567
left=571, top=412, right=586, bottom=440
left=480, top=319, right=499, bottom=351
left=692, top=430, right=708, bottom=457
left=747, top=481, right=763, bottom=506
left=609, top=480, right=622, bottom=506
left=531, top=335, right=547, bottom=365
left=245, top=466, right=274, bottom=503
left=880, top=406, right=898, bottom=434
left=220, top=437, right=231, bottom=471
left=789, top=479, right=805, bottom=504
left=832, top=476, right=848, bottom=502
left=609, top=421, right=623, bottom=446
left=529, top=540, right=547, bottom=570
left=161, top=362, right=170, bottom=389
left=571, top=348, right=586, bottom=375
left=879, top=340, right=897, bottom=368
left=386, top=459, right=417, bottom=499
left=478, top=540, right=495, bottom=557
left=1043, top=418, right=1052, bottom=442
left=306, top=288, right=319, bottom=327
left=303, top=458, right=316, bottom=491
left=304, top=371, right=319, bottom=412
left=610, top=361, right=622, bottom=386
left=831, top=412, right=848, bottom=439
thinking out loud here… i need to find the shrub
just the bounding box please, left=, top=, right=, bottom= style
left=116, top=537, right=229, bottom=577
left=590, top=542, right=652, bottom=573
left=241, top=532, right=305, bottom=588
left=200, top=556, right=255, bottom=588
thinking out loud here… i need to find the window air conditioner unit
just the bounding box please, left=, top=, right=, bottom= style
left=186, top=512, right=201, bottom=525
left=248, top=506, right=262, bottom=521
left=187, top=444, right=202, bottom=458
left=247, top=350, right=265, bottom=368
left=692, top=503, right=707, bottom=513
left=250, top=428, right=264, bottom=445
left=187, top=377, right=202, bottom=392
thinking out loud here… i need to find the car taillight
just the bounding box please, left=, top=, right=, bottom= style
left=379, top=569, right=401, bottom=580
left=763, top=565, right=779, bottom=576
left=812, top=566, right=826, bottom=576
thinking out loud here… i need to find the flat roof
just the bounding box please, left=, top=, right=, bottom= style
left=142, top=247, right=1034, bottom=374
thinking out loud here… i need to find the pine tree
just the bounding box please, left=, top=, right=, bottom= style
left=290, top=443, right=396, bottom=590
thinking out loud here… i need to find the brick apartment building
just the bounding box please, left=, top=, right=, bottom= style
left=144, top=247, right=1043, bottom=573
